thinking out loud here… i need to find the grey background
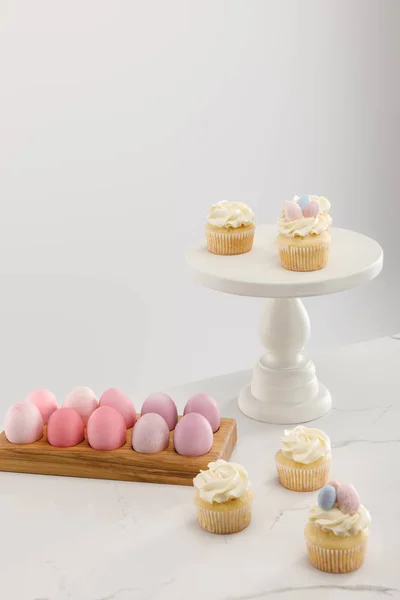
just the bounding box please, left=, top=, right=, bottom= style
left=0, top=0, right=399, bottom=410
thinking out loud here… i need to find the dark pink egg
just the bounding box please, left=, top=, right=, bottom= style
left=5, top=403, right=44, bottom=444
left=132, top=413, right=170, bottom=454
left=87, top=406, right=127, bottom=451
left=99, top=388, right=136, bottom=428
left=47, top=408, right=85, bottom=448
left=183, top=393, right=220, bottom=432
left=173, top=413, right=213, bottom=457
left=141, top=393, right=178, bottom=430
left=24, top=389, right=58, bottom=424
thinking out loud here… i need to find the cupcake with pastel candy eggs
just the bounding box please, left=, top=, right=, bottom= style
left=276, top=426, right=331, bottom=491
left=277, top=194, right=332, bottom=271
left=193, top=459, right=253, bottom=534
left=305, top=482, right=371, bottom=573
left=206, top=201, right=255, bottom=255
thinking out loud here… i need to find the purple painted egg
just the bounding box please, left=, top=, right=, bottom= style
left=183, top=393, right=220, bottom=432
left=285, top=200, right=303, bottom=222
left=173, top=413, right=213, bottom=457
left=337, top=484, right=360, bottom=514
left=302, top=199, right=320, bottom=218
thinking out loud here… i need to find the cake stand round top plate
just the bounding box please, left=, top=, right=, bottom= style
left=186, top=225, right=383, bottom=298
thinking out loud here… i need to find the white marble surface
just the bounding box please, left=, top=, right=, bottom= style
left=1, top=336, right=400, bottom=600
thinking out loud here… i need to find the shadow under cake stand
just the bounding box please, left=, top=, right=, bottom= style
left=186, top=225, right=383, bottom=424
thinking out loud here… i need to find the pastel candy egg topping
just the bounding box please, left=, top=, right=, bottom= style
left=317, top=484, right=337, bottom=510
left=337, top=483, right=361, bottom=514
left=284, top=200, right=303, bottom=222
left=302, top=199, right=320, bottom=218
left=297, top=195, right=310, bottom=210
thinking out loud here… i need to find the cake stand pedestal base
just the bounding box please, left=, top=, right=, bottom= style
left=238, top=298, right=331, bottom=424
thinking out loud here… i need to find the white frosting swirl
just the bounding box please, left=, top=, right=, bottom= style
left=280, top=426, right=331, bottom=464
left=207, top=201, right=255, bottom=229
left=309, top=504, right=371, bottom=537
left=277, top=195, right=332, bottom=237
left=193, top=459, right=250, bottom=503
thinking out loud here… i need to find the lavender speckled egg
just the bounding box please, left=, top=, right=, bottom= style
left=317, top=485, right=337, bottom=510
left=302, top=199, right=320, bottom=218
left=327, top=480, right=340, bottom=491
left=141, top=393, right=178, bottom=430
left=100, top=388, right=136, bottom=428
left=183, top=393, right=220, bottom=432
left=337, top=484, right=360, bottom=514
left=297, top=195, right=310, bottom=210
left=285, top=200, right=303, bottom=222
left=132, top=413, right=170, bottom=454
left=173, top=413, right=213, bottom=457
left=87, top=406, right=127, bottom=451
left=4, top=403, right=44, bottom=444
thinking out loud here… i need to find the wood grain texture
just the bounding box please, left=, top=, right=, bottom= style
left=0, top=418, right=237, bottom=486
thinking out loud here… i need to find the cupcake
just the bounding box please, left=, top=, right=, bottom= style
left=205, top=201, right=255, bottom=255
left=275, top=426, right=331, bottom=491
left=277, top=195, right=332, bottom=271
left=193, top=459, right=253, bottom=534
left=305, top=482, right=371, bottom=573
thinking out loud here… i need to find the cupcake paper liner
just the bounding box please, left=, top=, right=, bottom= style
left=196, top=502, right=252, bottom=534
left=276, top=460, right=330, bottom=492
left=279, top=244, right=329, bottom=272
left=206, top=227, right=254, bottom=255
left=306, top=540, right=367, bottom=573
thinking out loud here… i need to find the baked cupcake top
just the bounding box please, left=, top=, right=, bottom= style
left=309, top=482, right=371, bottom=537
left=280, top=425, right=331, bottom=464
left=193, top=459, right=250, bottom=503
left=277, top=195, right=332, bottom=237
left=207, top=201, right=255, bottom=229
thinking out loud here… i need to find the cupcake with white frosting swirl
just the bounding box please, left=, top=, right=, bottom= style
left=277, top=194, right=332, bottom=271
left=205, top=201, right=255, bottom=255
left=193, top=459, right=253, bottom=534
left=305, top=482, right=371, bottom=573
left=275, top=426, right=331, bottom=491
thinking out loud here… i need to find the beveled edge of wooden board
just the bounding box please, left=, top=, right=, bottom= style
left=0, top=417, right=237, bottom=486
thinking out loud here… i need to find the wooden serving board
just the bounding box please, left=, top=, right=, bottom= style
left=0, top=417, right=237, bottom=486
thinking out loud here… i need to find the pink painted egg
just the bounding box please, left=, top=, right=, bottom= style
left=24, top=389, right=58, bottom=424
left=141, top=392, right=178, bottom=430
left=87, top=406, right=127, bottom=451
left=327, top=480, right=340, bottom=491
left=4, top=403, right=44, bottom=444
left=132, top=413, right=170, bottom=454
left=302, top=199, right=320, bottom=218
left=99, top=388, right=136, bottom=428
left=47, top=407, right=85, bottom=448
left=63, top=386, right=98, bottom=425
left=285, top=200, right=303, bottom=221
left=173, top=413, right=213, bottom=457
left=183, top=393, right=220, bottom=432
left=337, top=484, right=360, bottom=514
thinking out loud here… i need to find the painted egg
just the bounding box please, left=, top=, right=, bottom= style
left=285, top=200, right=303, bottom=222
left=87, top=406, right=127, bottom=451
left=317, top=485, right=337, bottom=510
left=183, top=393, right=220, bottom=432
left=24, top=389, right=58, bottom=424
left=297, top=195, right=310, bottom=210
left=173, top=413, right=213, bottom=457
left=99, top=388, right=136, bottom=428
left=132, top=413, right=170, bottom=453
left=302, top=199, right=320, bottom=218
left=327, top=480, right=340, bottom=491
left=47, top=408, right=85, bottom=448
left=141, top=392, right=178, bottom=430
left=337, top=484, right=360, bottom=514
left=63, top=386, right=98, bottom=425
left=4, top=403, right=44, bottom=444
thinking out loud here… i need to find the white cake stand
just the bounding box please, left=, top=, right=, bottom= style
left=186, top=226, right=383, bottom=424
